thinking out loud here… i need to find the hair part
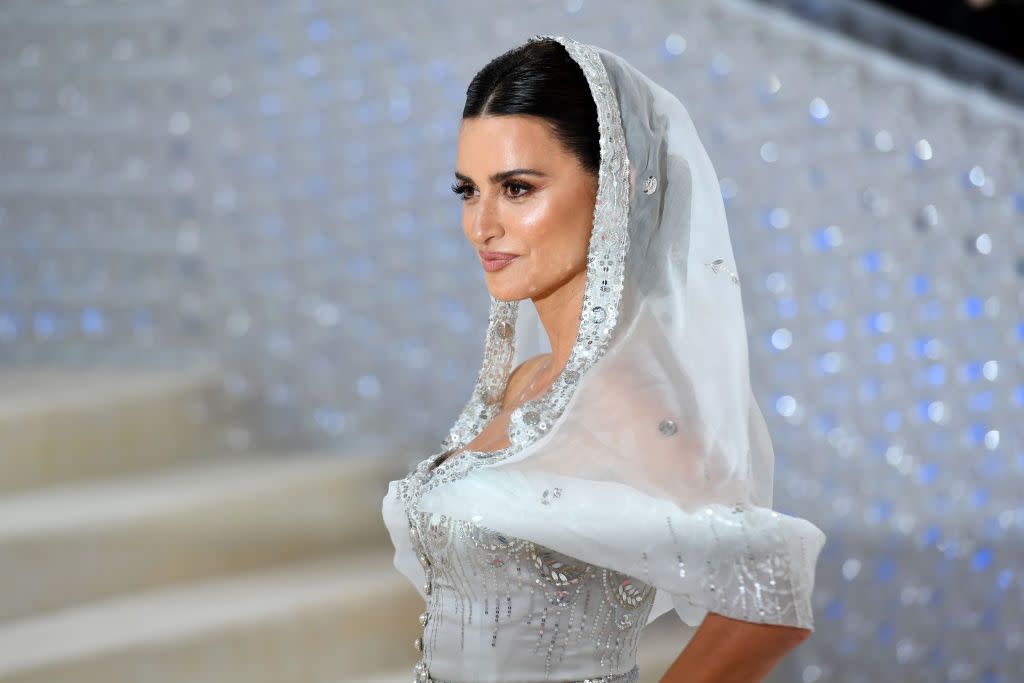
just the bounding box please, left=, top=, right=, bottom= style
left=462, top=38, right=600, bottom=177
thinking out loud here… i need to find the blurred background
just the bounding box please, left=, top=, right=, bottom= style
left=0, top=0, right=1020, bottom=681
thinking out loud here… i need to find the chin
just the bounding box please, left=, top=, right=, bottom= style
left=483, top=275, right=535, bottom=302
left=485, top=285, right=529, bottom=302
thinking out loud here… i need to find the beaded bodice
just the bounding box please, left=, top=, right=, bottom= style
left=390, top=447, right=657, bottom=683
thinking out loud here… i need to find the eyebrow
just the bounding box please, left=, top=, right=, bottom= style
left=453, top=168, right=548, bottom=184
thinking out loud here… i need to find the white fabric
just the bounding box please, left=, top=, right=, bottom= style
left=384, top=34, right=827, bottom=640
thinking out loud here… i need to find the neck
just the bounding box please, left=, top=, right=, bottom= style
left=530, top=268, right=586, bottom=379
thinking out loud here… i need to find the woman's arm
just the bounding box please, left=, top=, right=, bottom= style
left=659, top=612, right=811, bottom=683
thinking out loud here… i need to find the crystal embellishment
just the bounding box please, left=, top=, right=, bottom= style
left=705, top=258, right=740, bottom=284
left=532, top=546, right=591, bottom=586
left=658, top=419, right=677, bottom=436
left=540, top=487, right=563, bottom=505
left=550, top=589, right=572, bottom=607
left=642, top=174, right=658, bottom=194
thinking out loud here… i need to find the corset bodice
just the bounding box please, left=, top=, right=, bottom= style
left=384, top=449, right=657, bottom=683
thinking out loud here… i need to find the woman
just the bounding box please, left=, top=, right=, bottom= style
left=381, top=34, right=827, bottom=683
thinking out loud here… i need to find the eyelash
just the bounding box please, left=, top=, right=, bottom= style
left=450, top=180, right=533, bottom=201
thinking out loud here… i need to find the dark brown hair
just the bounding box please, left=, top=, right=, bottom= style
left=462, top=38, right=600, bottom=176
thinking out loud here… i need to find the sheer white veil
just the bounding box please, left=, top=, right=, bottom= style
left=415, top=35, right=827, bottom=630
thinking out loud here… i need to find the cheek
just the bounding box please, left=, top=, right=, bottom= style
left=519, top=203, right=590, bottom=277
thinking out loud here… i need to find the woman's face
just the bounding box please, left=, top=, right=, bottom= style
left=453, top=114, right=597, bottom=302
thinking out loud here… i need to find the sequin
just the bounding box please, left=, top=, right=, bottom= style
left=642, top=175, right=658, bottom=194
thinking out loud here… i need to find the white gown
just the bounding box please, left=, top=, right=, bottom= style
left=382, top=447, right=668, bottom=683
left=379, top=33, right=828, bottom=683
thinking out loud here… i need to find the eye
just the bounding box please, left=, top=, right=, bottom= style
left=450, top=180, right=533, bottom=201
left=451, top=182, right=475, bottom=201
left=504, top=180, right=533, bottom=199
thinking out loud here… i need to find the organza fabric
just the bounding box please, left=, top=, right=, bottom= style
left=383, top=33, right=827, bottom=654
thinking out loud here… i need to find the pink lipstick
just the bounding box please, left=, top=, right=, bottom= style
left=479, top=251, right=519, bottom=272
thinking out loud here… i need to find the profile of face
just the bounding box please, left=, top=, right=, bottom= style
left=453, top=114, right=598, bottom=303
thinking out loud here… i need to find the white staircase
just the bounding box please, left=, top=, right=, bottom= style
left=0, top=368, right=222, bottom=494
left=0, top=367, right=422, bottom=683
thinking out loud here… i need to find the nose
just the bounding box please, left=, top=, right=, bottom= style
left=465, top=194, right=503, bottom=246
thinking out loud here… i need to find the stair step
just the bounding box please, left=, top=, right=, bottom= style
left=0, top=366, right=224, bottom=493
left=0, top=450, right=408, bottom=621
left=352, top=670, right=412, bottom=683
left=0, top=548, right=423, bottom=683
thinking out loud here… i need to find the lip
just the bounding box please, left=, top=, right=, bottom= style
left=479, top=251, right=519, bottom=273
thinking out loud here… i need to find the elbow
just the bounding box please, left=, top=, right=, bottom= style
left=755, top=622, right=813, bottom=650
left=786, top=625, right=813, bottom=645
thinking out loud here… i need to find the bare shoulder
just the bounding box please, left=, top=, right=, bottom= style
left=501, top=353, right=552, bottom=407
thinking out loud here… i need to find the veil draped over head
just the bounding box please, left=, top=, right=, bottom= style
left=413, top=35, right=827, bottom=630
